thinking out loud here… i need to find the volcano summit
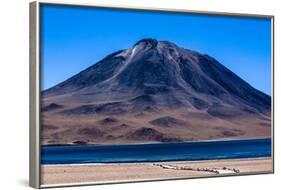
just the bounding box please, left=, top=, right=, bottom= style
left=41, top=38, right=271, bottom=145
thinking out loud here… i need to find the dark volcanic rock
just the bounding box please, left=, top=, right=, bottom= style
left=72, top=140, right=88, bottom=145
left=127, top=127, right=181, bottom=142
left=189, top=97, right=209, bottom=110
left=143, top=85, right=169, bottom=95
left=149, top=116, right=186, bottom=127
left=207, top=105, right=243, bottom=118
left=134, top=38, right=158, bottom=47
left=220, top=129, right=245, bottom=137
left=62, top=105, right=97, bottom=115
left=42, top=103, right=63, bottom=112
left=78, top=127, right=105, bottom=138
left=99, top=117, right=118, bottom=125
left=127, top=128, right=164, bottom=141
left=130, top=95, right=154, bottom=104
left=198, top=55, right=271, bottom=112
left=118, top=123, right=131, bottom=128
left=62, top=102, right=128, bottom=115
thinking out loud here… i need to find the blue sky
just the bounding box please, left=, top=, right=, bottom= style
left=40, top=4, right=272, bottom=95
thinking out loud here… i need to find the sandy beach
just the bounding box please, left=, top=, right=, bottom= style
left=41, top=157, right=272, bottom=187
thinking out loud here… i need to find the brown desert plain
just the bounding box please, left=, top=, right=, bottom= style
left=41, top=158, right=272, bottom=187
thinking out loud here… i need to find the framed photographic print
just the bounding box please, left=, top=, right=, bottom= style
left=29, top=1, right=274, bottom=188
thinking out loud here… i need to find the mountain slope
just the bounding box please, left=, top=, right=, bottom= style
left=41, top=38, right=271, bottom=145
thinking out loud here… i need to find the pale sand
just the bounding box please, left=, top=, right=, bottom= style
left=41, top=158, right=272, bottom=187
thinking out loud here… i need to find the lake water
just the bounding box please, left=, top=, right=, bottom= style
left=41, top=138, right=271, bottom=165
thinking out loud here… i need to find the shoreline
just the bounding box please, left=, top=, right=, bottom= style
left=41, top=157, right=272, bottom=166
left=41, top=136, right=271, bottom=147
left=41, top=157, right=273, bottom=186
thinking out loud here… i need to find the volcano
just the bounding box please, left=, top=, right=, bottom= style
left=41, top=38, right=271, bottom=145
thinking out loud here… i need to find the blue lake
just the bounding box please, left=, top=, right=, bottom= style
left=41, top=138, right=271, bottom=165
